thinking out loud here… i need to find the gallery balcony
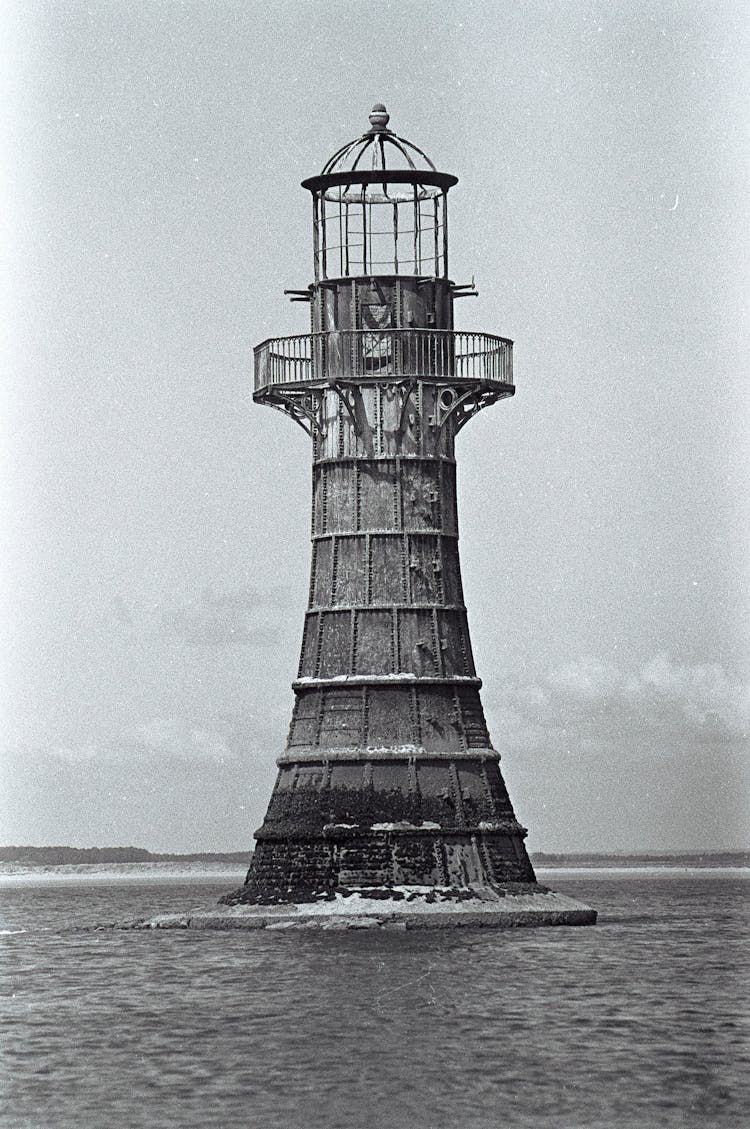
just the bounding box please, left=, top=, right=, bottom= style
left=253, top=329, right=513, bottom=395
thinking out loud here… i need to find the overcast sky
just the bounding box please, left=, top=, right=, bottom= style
left=2, top=0, right=748, bottom=853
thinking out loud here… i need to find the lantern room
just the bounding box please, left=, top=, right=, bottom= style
left=254, top=104, right=512, bottom=412
left=300, top=104, right=462, bottom=338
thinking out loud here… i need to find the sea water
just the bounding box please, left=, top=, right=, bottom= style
left=1, top=872, right=748, bottom=1129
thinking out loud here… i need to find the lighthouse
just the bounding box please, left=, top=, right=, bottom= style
left=222, top=106, right=595, bottom=927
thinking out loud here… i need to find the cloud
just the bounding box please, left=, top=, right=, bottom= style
left=34, top=717, right=239, bottom=766
left=48, top=744, right=99, bottom=764
left=487, top=652, right=750, bottom=755
left=128, top=717, right=234, bottom=761
left=546, top=657, right=621, bottom=700
left=631, top=653, right=750, bottom=737
left=104, top=585, right=295, bottom=648
left=159, top=586, right=291, bottom=647
left=482, top=653, right=750, bottom=851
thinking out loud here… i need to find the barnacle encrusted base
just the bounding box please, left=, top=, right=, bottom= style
left=123, top=886, right=597, bottom=931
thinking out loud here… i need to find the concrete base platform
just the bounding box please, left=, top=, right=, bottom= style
left=118, top=886, right=597, bottom=931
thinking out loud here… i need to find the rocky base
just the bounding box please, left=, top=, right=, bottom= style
left=112, top=885, right=597, bottom=931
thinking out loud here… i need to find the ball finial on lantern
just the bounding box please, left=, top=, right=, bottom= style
left=368, top=103, right=390, bottom=131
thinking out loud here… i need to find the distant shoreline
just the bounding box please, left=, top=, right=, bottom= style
left=2, top=846, right=748, bottom=869
left=0, top=847, right=252, bottom=867
left=531, top=851, right=750, bottom=869
left=0, top=854, right=747, bottom=886
left=0, top=867, right=747, bottom=888
left=0, top=860, right=247, bottom=883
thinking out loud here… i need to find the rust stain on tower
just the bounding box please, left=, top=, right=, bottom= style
left=224, top=106, right=595, bottom=922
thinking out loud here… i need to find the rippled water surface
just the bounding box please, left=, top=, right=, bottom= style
left=2, top=873, right=748, bottom=1128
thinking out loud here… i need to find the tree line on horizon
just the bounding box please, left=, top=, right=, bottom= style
left=1, top=845, right=748, bottom=867
left=0, top=846, right=252, bottom=864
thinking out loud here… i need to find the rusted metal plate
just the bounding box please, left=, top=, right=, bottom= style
left=312, top=539, right=332, bottom=606
left=353, top=610, right=394, bottom=674
left=398, top=609, right=439, bottom=676
left=288, top=691, right=322, bottom=747
left=401, top=460, right=441, bottom=529
left=318, top=610, right=351, bottom=677
left=359, top=460, right=397, bottom=527
left=439, top=610, right=473, bottom=677
left=317, top=687, right=364, bottom=749
left=363, top=687, right=413, bottom=748
left=418, top=687, right=463, bottom=752
left=332, top=537, right=366, bottom=605
left=326, top=463, right=357, bottom=530
left=298, top=612, right=319, bottom=678
left=369, top=535, right=405, bottom=604
left=440, top=542, right=464, bottom=606
left=408, top=534, right=441, bottom=601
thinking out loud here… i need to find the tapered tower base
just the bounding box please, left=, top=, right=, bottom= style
left=220, top=753, right=542, bottom=905
left=214, top=754, right=595, bottom=926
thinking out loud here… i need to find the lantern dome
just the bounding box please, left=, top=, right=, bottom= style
left=321, top=104, right=437, bottom=178
left=302, top=104, right=457, bottom=203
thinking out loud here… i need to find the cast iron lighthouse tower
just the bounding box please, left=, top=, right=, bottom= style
left=224, top=106, right=594, bottom=923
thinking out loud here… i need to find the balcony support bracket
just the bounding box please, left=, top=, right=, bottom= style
left=257, top=388, right=326, bottom=438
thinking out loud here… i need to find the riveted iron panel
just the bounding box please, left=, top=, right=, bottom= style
left=392, top=837, right=443, bottom=885
left=332, top=536, right=366, bottom=605
left=483, top=759, right=513, bottom=814
left=370, top=761, right=412, bottom=798
left=457, top=763, right=494, bottom=823
left=415, top=761, right=461, bottom=827
left=318, top=610, right=352, bottom=678
left=288, top=690, right=322, bottom=747
left=312, top=539, right=333, bottom=607
left=353, top=609, right=395, bottom=674
left=359, top=460, right=397, bottom=529
left=398, top=609, right=439, bottom=676
left=317, top=686, right=363, bottom=748
left=455, top=686, right=491, bottom=746
left=439, top=609, right=473, bottom=676
left=440, top=461, right=458, bottom=536
left=325, top=463, right=357, bottom=531
left=408, top=533, right=442, bottom=602
left=401, top=461, right=441, bottom=529
left=299, top=612, right=319, bottom=678
left=312, top=466, right=326, bottom=535
left=328, top=762, right=365, bottom=792
left=418, top=687, right=463, bottom=752
left=275, top=766, right=296, bottom=791
left=365, top=687, right=416, bottom=748
left=441, top=541, right=465, bottom=606
left=370, top=535, right=406, bottom=604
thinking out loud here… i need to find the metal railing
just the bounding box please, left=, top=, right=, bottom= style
left=254, top=329, right=513, bottom=392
